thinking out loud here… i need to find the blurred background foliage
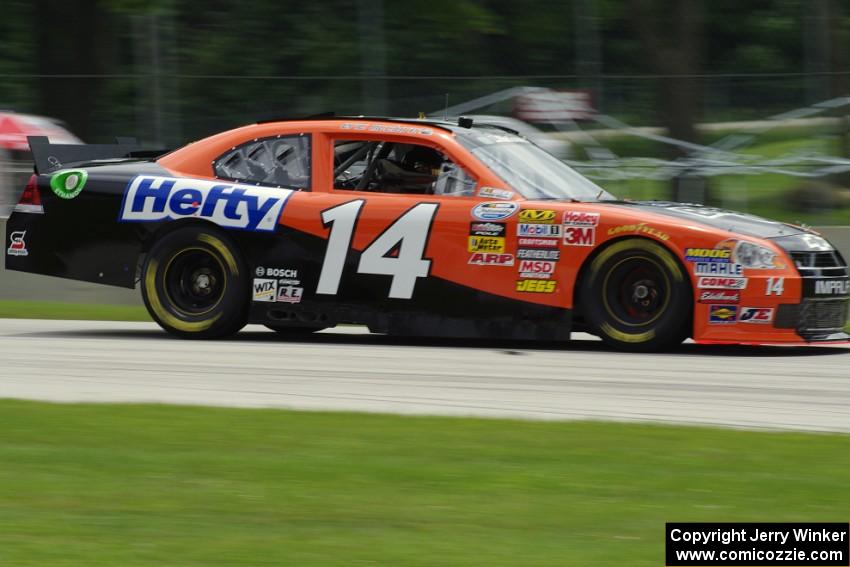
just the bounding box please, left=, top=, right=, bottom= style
left=2, top=0, right=850, bottom=223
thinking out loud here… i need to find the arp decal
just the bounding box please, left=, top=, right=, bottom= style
left=685, top=248, right=732, bottom=263
left=709, top=305, right=738, bottom=324
left=517, top=248, right=560, bottom=261
left=515, top=279, right=557, bottom=293
left=563, top=226, right=595, bottom=246
left=468, top=236, right=505, bottom=253
left=477, top=186, right=514, bottom=200
left=517, top=224, right=562, bottom=238
left=518, top=209, right=556, bottom=224
left=120, top=176, right=292, bottom=232
left=698, top=290, right=740, bottom=304
left=471, top=201, right=518, bottom=221
left=468, top=253, right=514, bottom=266
left=562, top=211, right=599, bottom=226
left=6, top=230, right=28, bottom=256
left=252, top=278, right=277, bottom=302
left=694, top=262, right=743, bottom=276
left=739, top=307, right=774, bottom=324
left=606, top=222, right=670, bottom=241
left=697, top=276, right=748, bottom=290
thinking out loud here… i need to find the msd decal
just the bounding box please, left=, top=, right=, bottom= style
left=119, top=176, right=292, bottom=232
left=6, top=231, right=28, bottom=256
left=518, top=259, right=555, bottom=279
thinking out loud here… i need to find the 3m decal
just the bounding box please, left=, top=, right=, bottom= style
left=471, top=202, right=518, bottom=221
left=477, top=186, right=514, bottom=200
left=517, top=248, right=560, bottom=261
left=517, top=223, right=562, bottom=238
left=468, top=253, right=514, bottom=266
left=709, top=305, right=738, bottom=324
left=739, top=306, right=774, bottom=324
left=6, top=231, right=28, bottom=256
left=469, top=222, right=505, bottom=237
left=685, top=248, right=732, bottom=263
left=120, top=176, right=292, bottom=232
left=517, top=237, right=559, bottom=248
left=515, top=279, right=557, bottom=293
left=518, top=209, right=556, bottom=223
left=276, top=285, right=304, bottom=303
left=814, top=279, right=850, bottom=295
left=698, top=290, right=740, bottom=304
left=562, top=211, right=600, bottom=226
left=468, top=236, right=505, bottom=253
left=697, top=276, right=748, bottom=290
left=765, top=277, right=784, bottom=296
left=607, top=222, right=669, bottom=241
left=252, top=278, right=277, bottom=302
left=694, top=262, right=743, bottom=276
left=518, top=260, right=555, bottom=279
left=563, top=226, right=595, bottom=246
left=317, top=200, right=438, bottom=299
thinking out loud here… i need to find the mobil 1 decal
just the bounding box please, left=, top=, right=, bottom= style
left=316, top=200, right=439, bottom=300
left=120, top=176, right=292, bottom=232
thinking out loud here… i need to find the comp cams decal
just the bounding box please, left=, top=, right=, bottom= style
left=697, top=277, right=748, bottom=290
left=6, top=230, right=28, bottom=256
left=471, top=202, right=518, bottom=221
left=119, top=176, right=292, bottom=232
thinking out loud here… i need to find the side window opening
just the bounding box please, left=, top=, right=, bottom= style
left=333, top=139, right=476, bottom=196
left=214, top=134, right=311, bottom=190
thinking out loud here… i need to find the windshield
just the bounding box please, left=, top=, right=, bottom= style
left=457, top=129, right=615, bottom=201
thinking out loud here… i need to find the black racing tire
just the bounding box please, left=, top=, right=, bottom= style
left=264, top=324, right=327, bottom=335
left=578, top=238, right=692, bottom=351
left=141, top=226, right=248, bottom=339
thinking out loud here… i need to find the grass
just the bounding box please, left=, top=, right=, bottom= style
left=0, top=400, right=849, bottom=566
left=0, top=300, right=150, bottom=321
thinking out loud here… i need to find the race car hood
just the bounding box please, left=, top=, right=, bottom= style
left=598, top=200, right=806, bottom=240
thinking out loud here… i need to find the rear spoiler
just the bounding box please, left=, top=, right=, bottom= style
left=28, top=136, right=169, bottom=174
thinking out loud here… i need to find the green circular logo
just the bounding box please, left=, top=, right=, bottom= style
left=50, top=169, right=88, bottom=199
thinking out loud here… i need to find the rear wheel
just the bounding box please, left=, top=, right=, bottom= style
left=579, top=238, right=691, bottom=351
left=141, top=226, right=248, bottom=339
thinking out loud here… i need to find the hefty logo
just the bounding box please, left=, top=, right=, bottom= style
left=739, top=307, right=774, bottom=324
left=562, top=211, right=600, bottom=226
left=119, top=176, right=291, bottom=232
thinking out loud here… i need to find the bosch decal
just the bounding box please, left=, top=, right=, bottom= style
left=468, top=236, right=505, bottom=253
left=697, top=277, right=748, bottom=290
left=709, top=305, right=738, bottom=324
left=252, top=278, right=277, bottom=302
left=698, top=290, right=740, bottom=304
left=468, top=253, right=514, bottom=266
left=518, top=209, right=556, bottom=224
left=6, top=231, right=28, bottom=256
left=685, top=248, right=732, bottom=263
left=694, top=262, right=743, bottom=276
left=120, top=176, right=291, bottom=232
left=563, top=226, right=595, bottom=246
left=562, top=211, right=600, bottom=226
left=469, top=222, right=506, bottom=237
left=471, top=202, right=518, bottom=221
left=739, top=307, right=774, bottom=324
left=517, top=248, right=560, bottom=261
left=515, top=279, right=557, bottom=293
left=258, top=267, right=299, bottom=279
left=517, top=224, right=562, bottom=238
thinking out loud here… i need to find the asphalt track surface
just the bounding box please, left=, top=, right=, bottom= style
left=1, top=318, right=849, bottom=433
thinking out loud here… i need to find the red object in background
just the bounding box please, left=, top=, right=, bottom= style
left=0, top=112, right=82, bottom=152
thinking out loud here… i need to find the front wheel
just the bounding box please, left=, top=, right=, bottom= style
left=141, top=226, right=248, bottom=339
left=578, top=238, right=692, bottom=351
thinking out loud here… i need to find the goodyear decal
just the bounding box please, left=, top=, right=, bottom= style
left=120, top=176, right=292, bottom=232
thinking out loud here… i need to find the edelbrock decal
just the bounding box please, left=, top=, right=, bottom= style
left=120, top=176, right=292, bottom=232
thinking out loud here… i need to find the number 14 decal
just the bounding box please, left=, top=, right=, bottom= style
left=766, top=277, right=784, bottom=296
left=316, top=200, right=439, bottom=299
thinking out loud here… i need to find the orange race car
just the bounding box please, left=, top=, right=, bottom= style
left=5, top=116, right=849, bottom=350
